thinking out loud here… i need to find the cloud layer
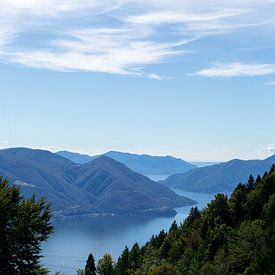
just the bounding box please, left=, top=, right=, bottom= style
left=0, top=0, right=275, bottom=77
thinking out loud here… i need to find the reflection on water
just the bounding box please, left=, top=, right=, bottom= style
left=42, top=190, right=214, bottom=274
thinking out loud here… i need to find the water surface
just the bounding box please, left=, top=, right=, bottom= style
left=42, top=190, right=214, bottom=274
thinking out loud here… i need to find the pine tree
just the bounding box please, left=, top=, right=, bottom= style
left=128, top=243, right=140, bottom=271
left=85, top=253, right=96, bottom=275
left=246, top=175, right=256, bottom=191
left=114, top=246, right=129, bottom=274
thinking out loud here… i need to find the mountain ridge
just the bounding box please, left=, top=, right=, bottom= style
left=163, top=154, right=275, bottom=193
left=0, top=147, right=196, bottom=218
left=56, top=150, right=197, bottom=176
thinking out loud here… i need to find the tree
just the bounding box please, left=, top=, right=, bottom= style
left=229, top=220, right=271, bottom=274
left=97, top=253, right=113, bottom=275
left=148, top=263, right=179, bottom=275
left=246, top=175, right=256, bottom=191
left=206, top=193, right=232, bottom=228
left=114, top=246, right=129, bottom=274
left=0, top=178, right=53, bottom=274
left=85, top=253, right=96, bottom=275
left=185, top=207, right=200, bottom=227
left=128, top=243, right=140, bottom=271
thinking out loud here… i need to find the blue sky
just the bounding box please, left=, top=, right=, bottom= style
left=0, top=0, right=275, bottom=161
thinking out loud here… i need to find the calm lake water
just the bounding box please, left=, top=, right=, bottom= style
left=42, top=190, right=214, bottom=274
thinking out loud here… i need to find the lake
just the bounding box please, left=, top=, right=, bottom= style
left=42, top=190, right=214, bottom=274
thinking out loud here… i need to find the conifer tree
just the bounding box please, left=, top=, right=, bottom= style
left=97, top=253, right=113, bottom=275
left=85, top=253, right=96, bottom=275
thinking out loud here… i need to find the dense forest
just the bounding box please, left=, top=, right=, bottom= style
left=82, top=165, right=275, bottom=275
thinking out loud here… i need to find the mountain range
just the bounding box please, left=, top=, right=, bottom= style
left=163, top=154, right=275, bottom=193
left=0, top=148, right=196, bottom=218
left=56, top=150, right=196, bottom=176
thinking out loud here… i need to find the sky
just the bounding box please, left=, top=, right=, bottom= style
left=0, top=0, right=275, bottom=162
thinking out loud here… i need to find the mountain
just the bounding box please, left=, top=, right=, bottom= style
left=0, top=148, right=97, bottom=212
left=55, top=150, right=96, bottom=164
left=74, top=156, right=196, bottom=214
left=0, top=148, right=196, bottom=217
left=163, top=155, right=275, bottom=193
left=56, top=150, right=196, bottom=175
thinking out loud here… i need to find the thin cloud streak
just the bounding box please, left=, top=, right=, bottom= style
left=194, top=63, right=275, bottom=78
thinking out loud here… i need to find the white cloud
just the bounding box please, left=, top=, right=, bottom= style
left=0, top=0, right=275, bottom=77
left=265, top=81, right=275, bottom=85
left=258, top=144, right=275, bottom=156
left=2, top=28, right=189, bottom=76
left=194, top=63, right=275, bottom=77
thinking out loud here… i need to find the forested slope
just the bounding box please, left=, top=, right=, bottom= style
left=90, top=165, right=275, bottom=274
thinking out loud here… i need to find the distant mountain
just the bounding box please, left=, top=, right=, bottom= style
left=163, top=155, right=275, bottom=193
left=0, top=148, right=196, bottom=218
left=57, top=150, right=196, bottom=175
left=56, top=150, right=96, bottom=164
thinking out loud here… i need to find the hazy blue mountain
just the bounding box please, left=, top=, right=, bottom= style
left=75, top=156, right=196, bottom=214
left=0, top=148, right=196, bottom=217
left=0, top=148, right=97, bottom=213
left=56, top=150, right=197, bottom=175
left=57, top=150, right=96, bottom=164
left=163, top=155, right=275, bottom=193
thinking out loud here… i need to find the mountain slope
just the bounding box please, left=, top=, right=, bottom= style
left=163, top=155, right=275, bottom=193
left=0, top=148, right=96, bottom=211
left=75, top=156, right=196, bottom=214
left=56, top=150, right=196, bottom=175
left=0, top=148, right=196, bottom=217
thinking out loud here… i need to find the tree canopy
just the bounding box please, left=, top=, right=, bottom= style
left=0, top=178, right=53, bottom=274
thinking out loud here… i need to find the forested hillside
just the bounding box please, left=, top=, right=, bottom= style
left=84, top=165, right=275, bottom=275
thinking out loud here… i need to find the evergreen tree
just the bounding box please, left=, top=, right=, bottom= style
left=97, top=253, right=113, bottom=275
left=114, top=246, right=129, bottom=274
left=85, top=253, right=96, bottom=275
left=0, top=178, right=53, bottom=274
left=246, top=175, right=256, bottom=191
left=185, top=206, right=200, bottom=227
left=128, top=243, right=140, bottom=271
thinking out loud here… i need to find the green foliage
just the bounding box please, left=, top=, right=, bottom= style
left=114, top=246, right=129, bottom=274
left=97, top=253, right=114, bottom=275
left=0, top=177, right=53, bottom=274
left=148, top=263, right=179, bottom=275
left=84, top=166, right=275, bottom=274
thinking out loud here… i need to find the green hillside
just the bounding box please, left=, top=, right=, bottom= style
left=85, top=165, right=275, bottom=275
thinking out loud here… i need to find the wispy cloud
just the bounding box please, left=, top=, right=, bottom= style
left=194, top=63, right=275, bottom=78
left=0, top=1, right=275, bottom=77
